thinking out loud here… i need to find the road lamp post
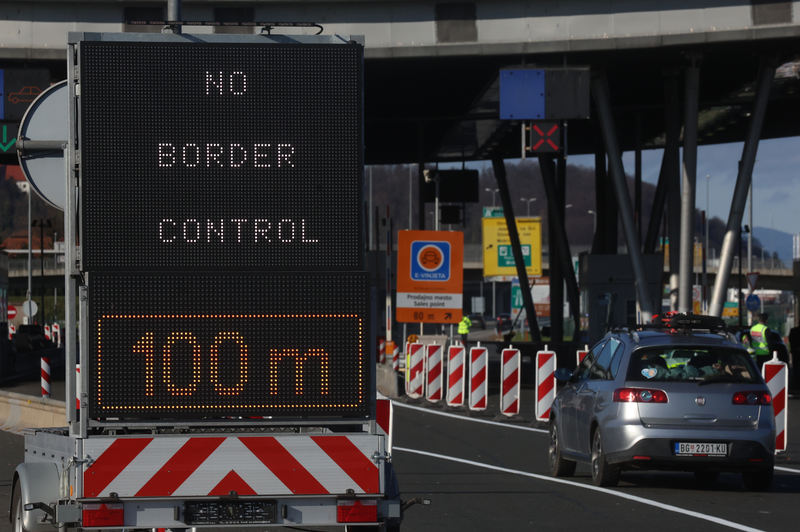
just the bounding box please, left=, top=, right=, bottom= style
left=486, top=188, right=499, bottom=207
left=32, top=219, right=52, bottom=325
left=520, top=197, right=536, bottom=216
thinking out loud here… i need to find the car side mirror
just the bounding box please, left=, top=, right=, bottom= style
left=555, top=367, right=572, bottom=382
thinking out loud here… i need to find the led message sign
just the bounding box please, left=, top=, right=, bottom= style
left=79, top=42, right=363, bottom=271
left=88, top=272, right=369, bottom=418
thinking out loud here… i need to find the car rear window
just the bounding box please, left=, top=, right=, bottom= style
left=626, top=346, right=759, bottom=383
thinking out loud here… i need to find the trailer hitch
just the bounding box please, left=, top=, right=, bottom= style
left=401, top=497, right=431, bottom=512
left=24, top=502, right=56, bottom=521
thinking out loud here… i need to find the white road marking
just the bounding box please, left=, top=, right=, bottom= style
left=392, top=400, right=548, bottom=433
left=775, top=466, right=800, bottom=474
left=395, top=446, right=766, bottom=532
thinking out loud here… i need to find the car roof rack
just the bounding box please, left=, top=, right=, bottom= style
left=610, top=312, right=729, bottom=335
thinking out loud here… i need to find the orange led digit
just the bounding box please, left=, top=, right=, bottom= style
left=163, top=332, right=202, bottom=396
left=132, top=332, right=155, bottom=395
left=210, top=332, right=249, bottom=395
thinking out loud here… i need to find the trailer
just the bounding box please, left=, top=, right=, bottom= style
left=11, top=27, right=406, bottom=531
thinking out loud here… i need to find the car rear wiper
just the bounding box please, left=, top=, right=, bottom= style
left=698, top=376, right=749, bottom=385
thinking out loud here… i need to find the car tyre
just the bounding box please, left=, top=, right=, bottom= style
left=742, top=468, right=773, bottom=492
left=591, top=429, right=620, bottom=487
left=12, top=479, right=27, bottom=532
left=548, top=421, right=576, bottom=477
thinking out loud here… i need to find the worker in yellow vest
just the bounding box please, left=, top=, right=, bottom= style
left=458, top=315, right=472, bottom=347
left=749, top=313, right=771, bottom=370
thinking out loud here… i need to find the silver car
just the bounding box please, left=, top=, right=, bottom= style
left=548, top=315, right=776, bottom=490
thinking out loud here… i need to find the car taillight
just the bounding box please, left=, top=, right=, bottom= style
left=613, top=388, right=668, bottom=403
left=336, top=499, right=377, bottom=523
left=732, top=391, right=771, bottom=405
left=82, top=503, right=124, bottom=527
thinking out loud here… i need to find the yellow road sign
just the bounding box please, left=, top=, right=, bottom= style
left=482, top=217, right=542, bottom=278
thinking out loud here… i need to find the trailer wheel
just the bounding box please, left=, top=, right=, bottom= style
left=11, top=479, right=27, bottom=532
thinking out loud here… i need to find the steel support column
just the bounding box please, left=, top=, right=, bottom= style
left=492, top=157, right=541, bottom=342
left=664, top=73, right=682, bottom=311
left=592, top=72, right=654, bottom=322
left=710, top=57, right=778, bottom=317
left=548, top=155, right=564, bottom=341
left=679, top=54, right=701, bottom=313
left=540, top=155, right=581, bottom=332
left=418, top=124, right=426, bottom=230
left=643, top=150, right=669, bottom=254
left=590, top=145, right=607, bottom=254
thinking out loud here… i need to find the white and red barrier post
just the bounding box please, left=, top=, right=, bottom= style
left=468, top=344, right=488, bottom=411
left=406, top=343, right=425, bottom=398
left=763, top=352, right=788, bottom=453
left=44, top=324, right=51, bottom=340
left=391, top=342, right=400, bottom=371
left=52, top=323, right=61, bottom=347
left=8, top=323, right=15, bottom=339
left=76, top=364, right=81, bottom=410
left=425, top=343, right=443, bottom=402
left=536, top=346, right=557, bottom=422
left=446, top=344, right=465, bottom=406
left=376, top=394, right=394, bottom=454
left=577, top=344, right=589, bottom=366
left=377, top=336, right=386, bottom=364
left=500, top=346, right=521, bottom=416
left=41, top=357, right=51, bottom=398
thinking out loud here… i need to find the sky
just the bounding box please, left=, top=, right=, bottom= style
left=567, top=136, right=800, bottom=237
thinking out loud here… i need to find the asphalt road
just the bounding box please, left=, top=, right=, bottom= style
left=2, top=375, right=800, bottom=532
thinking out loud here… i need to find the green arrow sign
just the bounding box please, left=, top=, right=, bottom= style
left=1, top=125, right=16, bottom=152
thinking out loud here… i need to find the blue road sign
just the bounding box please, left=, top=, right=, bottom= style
left=410, top=240, right=451, bottom=281
left=745, top=293, right=761, bottom=313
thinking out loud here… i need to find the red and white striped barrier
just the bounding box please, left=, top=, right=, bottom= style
left=468, top=345, right=488, bottom=410
left=41, top=357, right=51, bottom=398
left=82, top=434, right=382, bottom=497
left=8, top=323, right=15, bottom=339
left=500, top=346, right=521, bottom=416
left=52, top=323, right=61, bottom=347
left=76, top=364, right=81, bottom=410
left=406, top=343, right=425, bottom=398
left=377, top=336, right=386, bottom=364
left=446, top=345, right=465, bottom=406
left=44, top=324, right=51, bottom=340
left=376, top=394, right=394, bottom=454
left=577, top=344, right=589, bottom=366
left=763, top=353, right=788, bottom=453
left=425, top=343, right=443, bottom=402
left=536, top=347, right=557, bottom=421
left=391, top=341, right=399, bottom=371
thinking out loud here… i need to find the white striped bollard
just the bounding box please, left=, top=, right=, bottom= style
left=41, top=357, right=51, bottom=397
left=407, top=343, right=424, bottom=398
left=500, top=346, right=521, bottom=416
left=469, top=344, right=488, bottom=410
left=446, top=344, right=465, bottom=406
left=763, top=353, right=788, bottom=453
left=536, top=346, right=557, bottom=421
left=392, top=342, right=400, bottom=371
left=425, top=343, right=443, bottom=402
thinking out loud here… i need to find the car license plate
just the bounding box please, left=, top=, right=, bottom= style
left=674, top=442, right=727, bottom=456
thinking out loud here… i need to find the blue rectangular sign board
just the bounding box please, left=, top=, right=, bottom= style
left=499, top=69, right=545, bottom=120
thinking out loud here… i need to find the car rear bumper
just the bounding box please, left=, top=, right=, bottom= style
left=606, top=437, right=774, bottom=472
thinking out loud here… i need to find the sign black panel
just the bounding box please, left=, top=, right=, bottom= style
left=88, top=272, right=369, bottom=419
left=79, top=42, right=362, bottom=271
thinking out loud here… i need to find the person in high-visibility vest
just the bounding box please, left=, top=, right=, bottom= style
left=749, top=313, right=771, bottom=370
left=458, top=315, right=472, bottom=347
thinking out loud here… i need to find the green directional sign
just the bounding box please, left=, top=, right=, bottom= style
left=482, top=206, right=504, bottom=218
left=1, top=124, right=17, bottom=152
left=498, top=244, right=531, bottom=267
left=512, top=283, right=524, bottom=309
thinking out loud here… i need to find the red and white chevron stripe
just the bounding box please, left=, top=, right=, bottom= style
left=44, top=324, right=51, bottom=340
left=41, top=357, right=51, bottom=398
left=378, top=337, right=386, bottom=365
left=763, top=356, right=788, bottom=452
left=391, top=342, right=400, bottom=371
left=8, top=324, right=15, bottom=339
left=425, top=343, right=443, bottom=402
left=446, top=345, right=465, bottom=406
left=500, top=347, right=520, bottom=416
left=468, top=346, right=488, bottom=410
left=536, top=349, right=557, bottom=421
left=407, top=343, right=424, bottom=398
left=376, top=395, right=394, bottom=454
left=82, top=435, right=383, bottom=498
